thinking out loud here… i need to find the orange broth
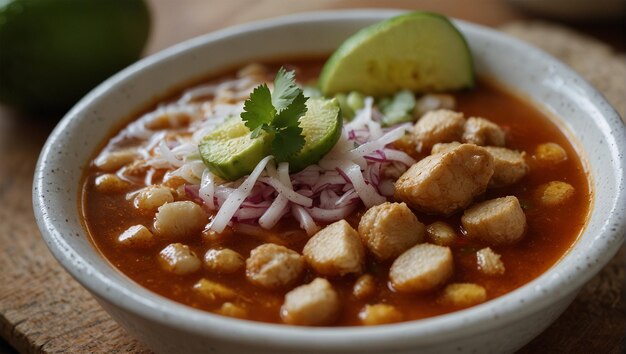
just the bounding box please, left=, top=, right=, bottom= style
left=82, top=59, right=590, bottom=326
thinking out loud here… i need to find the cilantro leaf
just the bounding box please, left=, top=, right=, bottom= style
left=272, top=126, right=305, bottom=162
left=241, top=84, right=275, bottom=131
left=273, top=92, right=308, bottom=128
left=239, top=67, right=307, bottom=162
left=272, top=67, right=300, bottom=111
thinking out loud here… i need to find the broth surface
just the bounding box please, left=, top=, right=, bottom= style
left=82, top=59, right=590, bottom=325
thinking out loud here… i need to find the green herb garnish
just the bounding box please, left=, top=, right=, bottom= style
left=241, top=67, right=308, bottom=161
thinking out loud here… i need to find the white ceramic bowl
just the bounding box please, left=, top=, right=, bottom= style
left=33, top=10, right=626, bottom=354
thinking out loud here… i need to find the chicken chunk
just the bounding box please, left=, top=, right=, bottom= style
left=431, top=141, right=461, bottom=155
left=352, top=274, right=376, bottom=300
left=358, top=202, right=425, bottom=261
left=389, top=243, right=453, bottom=293
left=462, top=117, right=506, bottom=146
left=536, top=181, right=575, bottom=207
left=281, top=278, right=339, bottom=326
left=134, top=186, right=174, bottom=211
left=462, top=196, right=526, bottom=245
left=193, top=278, right=237, bottom=303
left=246, top=244, right=305, bottom=289
left=159, top=243, right=201, bottom=275
left=439, top=283, right=487, bottom=307
left=534, top=142, right=567, bottom=165
left=412, top=109, right=465, bottom=153
left=204, top=248, right=245, bottom=274
left=484, top=146, right=528, bottom=187
left=476, top=247, right=506, bottom=276
left=394, top=144, right=494, bottom=215
left=303, top=220, right=364, bottom=276
left=153, top=201, right=207, bottom=241
left=359, top=304, right=403, bottom=325
left=94, top=173, right=130, bottom=194
left=117, top=225, right=154, bottom=248
left=426, top=221, right=457, bottom=246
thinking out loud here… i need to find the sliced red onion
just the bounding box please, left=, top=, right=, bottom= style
left=332, top=160, right=385, bottom=207
left=240, top=200, right=272, bottom=208
left=234, top=207, right=267, bottom=220
left=335, top=189, right=358, bottom=207
left=184, top=184, right=200, bottom=199
left=383, top=148, right=417, bottom=166
left=210, top=155, right=272, bottom=233
left=258, top=176, right=313, bottom=207
left=378, top=179, right=395, bottom=197
left=350, top=124, right=410, bottom=159
left=319, top=189, right=340, bottom=209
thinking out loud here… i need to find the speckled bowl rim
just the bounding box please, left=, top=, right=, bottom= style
left=33, top=9, right=626, bottom=352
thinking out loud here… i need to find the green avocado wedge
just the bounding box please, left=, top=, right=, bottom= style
left=199, top=117, right=272, bottom=181
left=198, top=98, right=341, bottom=180
left=288, top=97, right=342, bottom=172
left=318, top=12, right=474, bottom=97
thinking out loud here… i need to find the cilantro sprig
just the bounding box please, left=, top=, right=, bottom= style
left=241, top=67, right=308, bottom=161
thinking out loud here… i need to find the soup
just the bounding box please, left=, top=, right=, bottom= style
left=82, top=59, right=590, bottom=326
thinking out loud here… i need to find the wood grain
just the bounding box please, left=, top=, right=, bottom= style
left=0, top=1, right=623, bottom=353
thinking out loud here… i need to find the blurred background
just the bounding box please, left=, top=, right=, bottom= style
left=0, top=0, right=624, bottom=353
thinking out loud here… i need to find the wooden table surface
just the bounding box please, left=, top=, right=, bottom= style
left=0, top=1, right=624, bottom=353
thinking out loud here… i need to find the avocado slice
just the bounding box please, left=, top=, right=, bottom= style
left=198, top=117, right=272, bottom=181
left=288, top=97, right=342, bottom=172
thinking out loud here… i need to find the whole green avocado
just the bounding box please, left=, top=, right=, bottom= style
left=0, top=0, right=150, bottom=112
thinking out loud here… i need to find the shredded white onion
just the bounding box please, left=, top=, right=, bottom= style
left=292, top=205, right=320, bottom=235
left=112, top=69, right=420, bottom=234
left=199, top=169, right=216, bottom=209
left=156, top=140, right=184, bottom=168
left=209, top=155, right=273, bottom=233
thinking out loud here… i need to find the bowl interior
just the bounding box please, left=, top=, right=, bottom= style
left=34, top=9, right=626, bottom=350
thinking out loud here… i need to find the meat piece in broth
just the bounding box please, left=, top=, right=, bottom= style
left=462, top=196, right=527, bottom=245
left=281, top=278, right=339, bottom=326
left=430, top=141, right=461, bottom=155
left=389, top=243, right=453, bottom=293
left=412, top=109, right=465, bottom=153
left=246, top=244, right=305, bottom=289
left=462, top=117, right=506, bottom=146
left=303, top=220, right=365, bottom=276
left=358, top=202, right=425, bottom=261
left=394, top=144, right=494, bottom=215
left=483, top=146, right=528, bottom=187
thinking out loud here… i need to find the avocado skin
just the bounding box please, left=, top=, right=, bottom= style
left=0, top=0, right=151, bottom=113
